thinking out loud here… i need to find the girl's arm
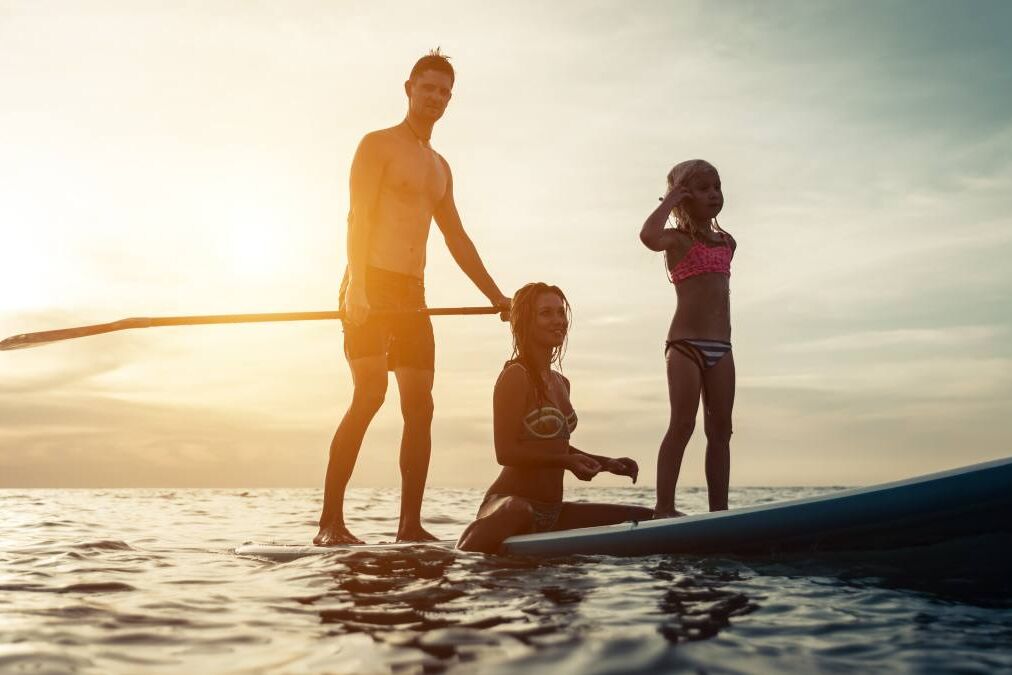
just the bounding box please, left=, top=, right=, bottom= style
left=640, top=187, right=692, bottom=252
left=493, top=365, right=591, bottom=473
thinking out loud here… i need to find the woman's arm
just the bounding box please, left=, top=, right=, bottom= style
left=569, top=446, right=639, bottom=483
left=568, top=446, right=609, bottom=464
left=555, top=375, right=632, bottom=481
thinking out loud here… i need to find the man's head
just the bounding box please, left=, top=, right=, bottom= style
left=405, top=49, right=454, bottom=123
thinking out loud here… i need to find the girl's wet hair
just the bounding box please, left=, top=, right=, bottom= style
left=507, top=282, right=571, bottom=404
left=666, top=159, right=724, bottom=238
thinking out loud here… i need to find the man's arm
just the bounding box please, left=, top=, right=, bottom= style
left=433, top=156, right=510, bottom=310
left=344, top=133, right=387, bottom=325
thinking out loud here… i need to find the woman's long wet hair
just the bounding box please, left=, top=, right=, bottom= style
left=666, top=159, right=727, bottom=240
left=507, top=283, right=571, bottom=405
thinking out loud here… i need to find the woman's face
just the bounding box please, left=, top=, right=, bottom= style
left=682, top=168, right=724, bottom=221
left=531, top=292, right=568, bottom=349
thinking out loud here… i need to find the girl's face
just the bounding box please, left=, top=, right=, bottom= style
left=682, top=168, right=724, bottom=221
left=531, top=292, right=568, bottom=349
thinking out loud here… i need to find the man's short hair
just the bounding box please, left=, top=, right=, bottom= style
left=409, top=48, right=455, bottom=85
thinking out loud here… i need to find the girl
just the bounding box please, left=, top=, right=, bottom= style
left=639, top=159, right=735, bottom=517
left=456, top=283, right=652, bottom=553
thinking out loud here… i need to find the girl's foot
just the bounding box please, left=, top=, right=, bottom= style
left=651, top=508, right=687, bottom=520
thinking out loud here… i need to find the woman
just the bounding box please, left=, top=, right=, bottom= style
left=457, top=283, right=653, bottom=553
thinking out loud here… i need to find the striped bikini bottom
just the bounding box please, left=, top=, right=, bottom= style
left=479, top=492, right=562, bottom=533
left=665, top=338, right=733, bottom=371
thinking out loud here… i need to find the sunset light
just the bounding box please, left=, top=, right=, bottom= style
left=2, top=4, right=1010, bottom=674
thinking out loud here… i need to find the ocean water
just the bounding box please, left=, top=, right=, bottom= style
left=1, top=486, right=1009, bottom=675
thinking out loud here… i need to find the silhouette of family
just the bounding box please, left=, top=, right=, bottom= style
left=316, top=51, right=735, bottom=553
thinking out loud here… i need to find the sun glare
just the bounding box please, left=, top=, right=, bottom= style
left=231, top=227, right=277, bottom=277
left=219, top=211, right=287, bottom=281
left=0, top=233, right=60, bottom=312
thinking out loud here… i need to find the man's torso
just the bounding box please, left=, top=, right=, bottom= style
left=365, top=126, right=449, bottom=278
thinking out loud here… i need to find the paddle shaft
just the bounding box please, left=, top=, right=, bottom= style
left=0, top=306, right=501, bottom=351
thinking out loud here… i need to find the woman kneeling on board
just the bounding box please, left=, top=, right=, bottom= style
left=457, top=283, right=653, bottom=553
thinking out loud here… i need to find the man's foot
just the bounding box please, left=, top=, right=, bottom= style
left=314, top=524, right=364, bottom=546
left=652, top=508, right=687, bottom=520
left=396, top=524, right=439, bottom=543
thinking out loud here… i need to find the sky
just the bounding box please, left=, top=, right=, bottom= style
left=2, top=1, right=1010, bottom=489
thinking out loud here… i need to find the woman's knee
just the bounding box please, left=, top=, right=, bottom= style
left=500, top=497, right=534, bottom=523
left=624, top=505, right=655, bottom=522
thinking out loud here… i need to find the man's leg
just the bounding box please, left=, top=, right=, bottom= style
left=315, top=355, right=388, bottom=546
left=393, top=366, right=438, bottom=542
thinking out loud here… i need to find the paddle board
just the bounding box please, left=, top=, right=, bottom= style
left=235, top=540, right=455, bottom=562
left=235, top=457, right=1011, bottom=561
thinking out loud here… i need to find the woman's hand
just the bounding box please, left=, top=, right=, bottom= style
left=606, top=457, right=639, bottom=484
left=566, top=454, right=602, bottom=481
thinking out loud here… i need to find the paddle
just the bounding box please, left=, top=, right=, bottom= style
left=0, top=306, right=501, bottom=351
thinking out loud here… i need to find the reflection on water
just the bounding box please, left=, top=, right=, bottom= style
left=1, top=487, right=1010, bottom=674
left=283, top=546, right=764, bottom=668
left=650, top=558, right=759, bottom=643
left=743, top=531, right=1012, bottom=609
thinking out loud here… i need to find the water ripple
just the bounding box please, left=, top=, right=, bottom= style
left=1, top=487, right=1009, bottom=674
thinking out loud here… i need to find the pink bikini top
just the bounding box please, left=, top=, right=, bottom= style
left=667, top=234, right=733, bottom=285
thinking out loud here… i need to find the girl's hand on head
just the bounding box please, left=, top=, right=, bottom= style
left=567, top=454, right=601, bottom=481
left=661, top=186, right=691, bottom=208
left=607, top=458, right=639, bottom=484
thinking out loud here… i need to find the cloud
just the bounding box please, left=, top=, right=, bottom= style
left=0, top=392, right=324, bottom=487
left=3, top=2, right=1011, bottom=487
left=782, top=325, right=1005, bottom=353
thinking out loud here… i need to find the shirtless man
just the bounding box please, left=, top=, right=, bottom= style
left=315, top=51, right=510, bottom=545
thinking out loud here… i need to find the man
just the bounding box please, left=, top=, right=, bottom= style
left=315, top=51, right=510, bottom=545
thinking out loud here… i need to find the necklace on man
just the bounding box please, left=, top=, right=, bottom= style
left=405, top=120, right=431, bottom=147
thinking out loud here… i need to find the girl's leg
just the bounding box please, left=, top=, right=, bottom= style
left=555, top=502, right=654, bottom=530
left=655, top=346, right=703, bottom=516
left=701, top=352, right=735, bottom=511
left=456, top=496, right=534, bottom=554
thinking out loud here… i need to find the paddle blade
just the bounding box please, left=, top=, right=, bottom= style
left=0, top=320, right=146, bottom=351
